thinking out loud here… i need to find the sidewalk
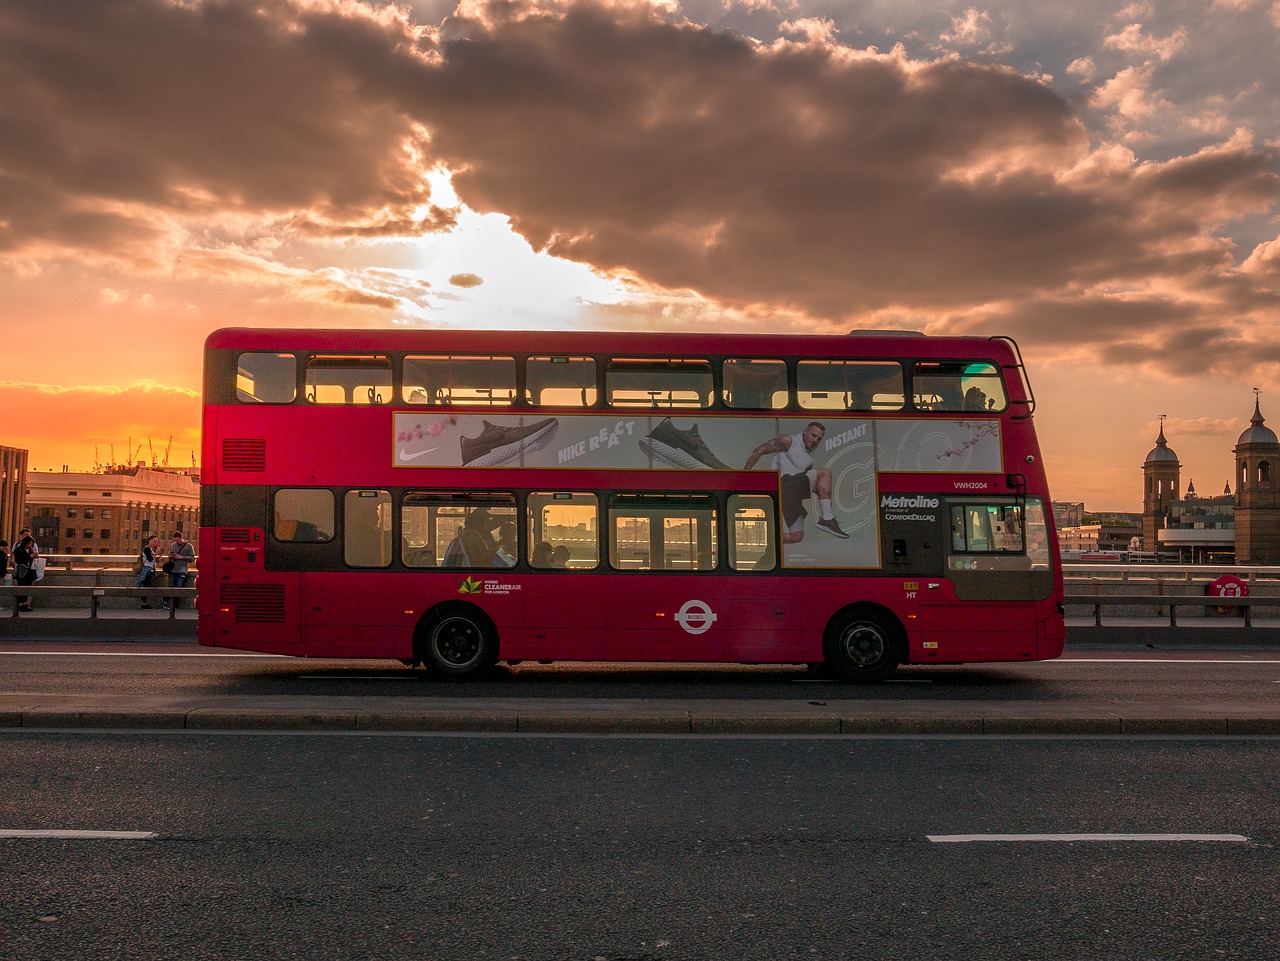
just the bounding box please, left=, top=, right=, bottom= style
left=1, top=691, right=1277, bottom=735
left=0, top=605, right=198, bottom=641
left=3, top=608, right=1278, bottom=646
left=2, top=610, right=1278, bottom=735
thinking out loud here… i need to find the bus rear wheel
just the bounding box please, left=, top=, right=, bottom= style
left=823, top=608, right=903, bottom=683
left=418, top=607, right=498, bottom=680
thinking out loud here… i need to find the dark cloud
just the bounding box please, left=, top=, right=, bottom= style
left=0, top=0, right=453, bottom=262
left=1, top=0, right=1278, bottom=378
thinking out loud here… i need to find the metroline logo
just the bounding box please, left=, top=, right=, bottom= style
left=880, top=495, right=940, bottom=509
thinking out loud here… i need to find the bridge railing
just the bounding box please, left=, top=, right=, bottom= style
left=1063, top=562, right=1280, bottom=583
left=0, top=586, right=197, bottom=619
left=19, top=554, right=199, bottom=573
left=1064, top=593, right=1268, bottom=627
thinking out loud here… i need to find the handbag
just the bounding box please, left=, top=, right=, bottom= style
left=162, top=560, right=175, bottom=574
left=32, top=557, right=46, bottom=581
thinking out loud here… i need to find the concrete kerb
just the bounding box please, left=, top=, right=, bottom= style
left=3, top=704, right=1276, bottom=735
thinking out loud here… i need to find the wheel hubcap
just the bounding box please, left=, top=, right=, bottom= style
left=434, top=616, right=481, bottom=667
left=841, top=623, right=886, bottom=668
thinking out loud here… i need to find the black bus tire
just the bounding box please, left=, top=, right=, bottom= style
left=823, top=607, right=904, bottom=683
left=417, top=606, right=498, bottom=680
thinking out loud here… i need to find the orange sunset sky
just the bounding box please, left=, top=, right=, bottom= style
left=2, top=0, right=1278, bottom=512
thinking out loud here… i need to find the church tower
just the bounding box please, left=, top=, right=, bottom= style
left=1142, top=417, right=1180, bottom=553
left=1233, top=390, right=1280, bottom=564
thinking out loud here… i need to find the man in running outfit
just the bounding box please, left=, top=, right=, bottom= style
left=743, top=422, right=848, bottom=544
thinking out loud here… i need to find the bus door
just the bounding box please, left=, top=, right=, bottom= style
left=604, top=494, right=726, bottom=662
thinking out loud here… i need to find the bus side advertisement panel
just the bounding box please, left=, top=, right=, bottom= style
left=393, top=412, right=1003, bottom=570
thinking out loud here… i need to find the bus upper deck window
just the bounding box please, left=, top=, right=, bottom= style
left=606, top=359, right=713, bottom=409
left=526, top=356, right=598, bottom=407
left=722, top=359, right=787, bottom=409
left=797, top=360, right=903, bottom=411
left=305, top=355, right=392, bottom=405
left=236, top=352, right=296, bottom=404
left=913, top=360, right=1006, bottom=413
left=403, top=355, right=516, bottom=406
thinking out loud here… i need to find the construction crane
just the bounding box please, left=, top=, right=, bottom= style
left=163, top=436, right=172, bottom=468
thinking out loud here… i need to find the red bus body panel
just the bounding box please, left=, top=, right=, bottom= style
left=198, top=328, right=1065, bottom=669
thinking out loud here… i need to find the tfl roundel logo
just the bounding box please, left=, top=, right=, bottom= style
left=674, top=599, right=718, bottom=635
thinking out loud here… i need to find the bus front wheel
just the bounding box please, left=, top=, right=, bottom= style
left=823, top=608, right=903, bottom=683
left=417, top=606, right=498, bottom=681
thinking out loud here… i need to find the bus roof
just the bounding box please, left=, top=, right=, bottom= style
left=204, top=327, right=1018, bottom=361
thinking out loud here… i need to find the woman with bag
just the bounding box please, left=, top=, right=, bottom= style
left=12, top=528, right=38, bottom=613
left=134, top=535, right=160, bottom=609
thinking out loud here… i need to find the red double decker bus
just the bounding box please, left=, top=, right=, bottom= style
left=198, top=328, right=1064, bottom=681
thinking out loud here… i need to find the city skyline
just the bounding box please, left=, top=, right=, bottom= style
left=2, top=0, right=1278, bottom=513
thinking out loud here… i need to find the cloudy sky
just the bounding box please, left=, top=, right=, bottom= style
left=2, top=0, right=1278, bottom=510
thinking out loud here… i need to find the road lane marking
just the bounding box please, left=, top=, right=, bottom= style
left=0, top=829, right=156, bottom=839
left=928, top=833, right=1248, bottom=843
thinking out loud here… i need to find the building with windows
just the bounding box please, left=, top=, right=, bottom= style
left=1, top=446, right=28, bottom=547
left=1053, top=501, right=1085, bottom=529
left=1057, top=521, right=1142, bottom=555
left=24, top=466, right=199, bottom=556
left=1131, top=393, right=1280, bottom=563
left=1158, top=479, right=1236, bottom=563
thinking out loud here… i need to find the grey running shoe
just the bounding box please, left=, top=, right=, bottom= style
left=815, top=517, right=850, bottom=539
left=639, top=417, right=731, bottom=470
left=461, top=418, right=559, bottom=466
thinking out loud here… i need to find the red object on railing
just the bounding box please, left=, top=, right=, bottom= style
left=1207, top=575, right=1249, bottom=598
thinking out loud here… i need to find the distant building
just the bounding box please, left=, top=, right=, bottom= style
left=1053, top=502, right=1085, bottom=528
left=1233, top=394, right=1280, bottom=564
left=24, top=466, right=199, bottom=556
left=1160, top=479, right=1235, bottom=563
left=1142, top=420, right=1180, bottom=553
left=1058, top=521, right=1141, bottom=555
left=1, top=446, right=28, bottom=543
left=1126, top=393, right=1280, bottom=563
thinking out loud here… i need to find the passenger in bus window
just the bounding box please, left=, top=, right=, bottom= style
left=442, top=509, right=498, bottom=567
left=495, top=523, right=517, bottom=567
left=531, top=541, right=554, bottom=568
left=552, top=545, right=570, bottom=568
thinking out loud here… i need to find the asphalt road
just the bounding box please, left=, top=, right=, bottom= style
left=1, top=730, right=1276, bottom=960
left=2, top=644, right=1279, bottom=702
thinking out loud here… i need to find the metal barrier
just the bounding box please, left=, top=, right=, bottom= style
left=1064, top=563, right=1280, bottom=583
left=1065, top=592, right=1262, bottom=628
left=0, top=586, right=197, bottom=619
left=28, top=554, right=199, bottom=573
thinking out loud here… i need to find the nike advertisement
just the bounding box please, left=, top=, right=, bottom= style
left=393, top=412, right=1002, bottom=568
